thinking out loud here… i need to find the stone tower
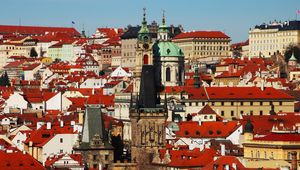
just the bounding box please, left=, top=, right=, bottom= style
left=130, top=65, right=167, bottom=170
left=74, top=105, right=114, bottom=169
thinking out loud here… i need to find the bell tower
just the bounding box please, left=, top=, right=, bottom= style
left=134, top=8, right=153, bottom=93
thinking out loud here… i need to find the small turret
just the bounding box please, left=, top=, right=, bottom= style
left=244, top=119, right=254, bottom=141
left=193, top=67, right=201, bottom=88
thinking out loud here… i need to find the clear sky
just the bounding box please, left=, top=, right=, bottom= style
left=1, top=0, right=299, bottom=42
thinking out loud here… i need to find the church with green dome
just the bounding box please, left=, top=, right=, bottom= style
left=153, top=11, right=185, bottom=87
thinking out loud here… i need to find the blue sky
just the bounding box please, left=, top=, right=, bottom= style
left=1, top=0, right=299, bottom=42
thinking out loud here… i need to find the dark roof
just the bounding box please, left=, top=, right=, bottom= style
left=139, top=65, right=158, bottom=108
left=121, top=25, right=182, bottom=39
left=254, top=20, right=300, bottom=31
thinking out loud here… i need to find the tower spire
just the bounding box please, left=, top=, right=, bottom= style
left=162, top=10, right=166, bottom=26
left=142, top=8, right=147, bottom=25
left=158, top=9, right=169, bottom=41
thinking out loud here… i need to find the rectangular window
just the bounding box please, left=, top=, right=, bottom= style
left=221, top=111, right=224, bottom=116
left=105, top=155, right=109, bottom=160
left=212, top=102, right=215, bottom=106
left=189, top=102, right=192, bottom=106
left=279, top=101, right=282, bottom=106
left=60, top=149, right=63, bottom=153
left=93, top=155, right=97, bottom=161
left=250, top=110, right=253, bottom=115
left=231, top=111, right=234, bottom=116
left=240, top=102, right=243, bottom=106
left=260, top=101, right=263, bottom=106
left=240, top=111, right=244, bottom=115
left=260, top=111, right=263, bottom=115
left=60, top=138, right=63, bottom=143
left=196, top=102, right=199, bottom=106
left=221, top=102, right=224, bottom=106
left=250, top=101, right=253, bottom=106
left=231, top=102, right=234, bottom=106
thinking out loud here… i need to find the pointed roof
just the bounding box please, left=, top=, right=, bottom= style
left=79, top=106, right=113, bottom=149
left=158, top=10, right=168, bottom=33
left=197, top=105, right=217, bottom=115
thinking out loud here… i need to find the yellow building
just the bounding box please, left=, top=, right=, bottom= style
left=174, top=86, right=295, bottom=120
left=249, top=20, right=300, bottom=58
left=243, top=120, right=300, bottom=169
left=172, top=31, right=231, bottom=62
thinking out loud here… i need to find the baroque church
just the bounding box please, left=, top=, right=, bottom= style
left=130, top=8, right=185, bottom=169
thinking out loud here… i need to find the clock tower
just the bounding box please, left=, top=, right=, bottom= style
left=134, top=8, right=153, bottom=93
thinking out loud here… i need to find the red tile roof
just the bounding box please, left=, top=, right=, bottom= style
left=253, top=133, right=300, bottom=142
left=160, top=148, right=217, bottom=168
left=24, top=124, right=77, bottom=147
left=202, top=156, right=246, bottom=170
left=174, top=31, right=230, bottom=39
left=0, top=149, right=45, bottom=170
left=175, top=121, right=240, bottom=138
left=185, top=87, right=294, bottom=100
left=242, top=113, right=300, bottom=135
left=0, top=25, right=80, bottom=37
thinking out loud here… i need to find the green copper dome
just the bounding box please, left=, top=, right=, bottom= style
left=153, top=41, right=184, bottom=57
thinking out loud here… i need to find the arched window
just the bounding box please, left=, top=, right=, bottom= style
left=166, top=67, right=171, bottom=82
left=143, top=54, right=148, bottom=65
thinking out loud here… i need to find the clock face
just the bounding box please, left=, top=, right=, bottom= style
left=143, top=36, right=149, bottom=42
left=143, top=43, right=149, bottom=49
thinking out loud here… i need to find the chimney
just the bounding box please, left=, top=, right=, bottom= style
left=60, top=121, right=64, bottom=127
left=221, top=144, right=226, bottom=156
left=260, top=80, right=264, bottom=91
left=198, top=119, right=202, bottom=126
left=291, top=151, right=297, bottom=170
left=232, top=163, right=237, bottom=170
left=46, top=122, right=51, bottom=130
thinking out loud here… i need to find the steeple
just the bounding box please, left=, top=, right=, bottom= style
left=158, top=10, right=169, bottom=41
left=138, top=8, right=151, bottom=43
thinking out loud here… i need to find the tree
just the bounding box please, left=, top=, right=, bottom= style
left=0, top=72, right=11, bottom=87
left=30, top=47, right=38, bottom=58
left=284, top=44, right=300, bottom=62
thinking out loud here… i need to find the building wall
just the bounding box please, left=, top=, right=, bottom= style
left=249, top=28, right=300, bottom=58
left=244, top=139, right=300, bottom=169
left=42, top=133, right=78, bottom=163
left=121, top=39, right=137, bottom=69
left=173, top=37, right=230, bottom=62
left=183, top=100, right=294, bottom=120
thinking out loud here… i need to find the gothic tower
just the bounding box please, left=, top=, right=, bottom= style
left=130, top=65, right=167, bottom=170
left=134, top=8, right=154, bottom=93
